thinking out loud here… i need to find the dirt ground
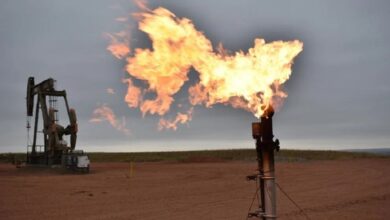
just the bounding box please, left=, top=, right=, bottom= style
left=1, top=159, right=389, bottom=220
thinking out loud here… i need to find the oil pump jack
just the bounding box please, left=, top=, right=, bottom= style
left=26, top=77, right=90, bottom=172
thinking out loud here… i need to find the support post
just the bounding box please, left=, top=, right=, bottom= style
left=32, top=98, right=40, bottom=156
left=260, top=112, right=276, bottom=219
left=250, top=106, right=279, bottom=219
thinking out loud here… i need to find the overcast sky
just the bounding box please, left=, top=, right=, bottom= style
left=0, top=0, right=389, bottom=152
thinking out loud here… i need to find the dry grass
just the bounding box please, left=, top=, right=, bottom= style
left=1, top=149, right=386, bottom=164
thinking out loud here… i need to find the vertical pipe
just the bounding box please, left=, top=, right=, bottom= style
left=256, top=139, right=265, bottom=213
left=262, top=148, right=276, bottom=219
left=261, top=113, right=277, bottom=219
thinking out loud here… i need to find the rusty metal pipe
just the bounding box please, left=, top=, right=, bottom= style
left=260, top=109, right=276, bottom=219
left=251, top=106, right=279, bottom=219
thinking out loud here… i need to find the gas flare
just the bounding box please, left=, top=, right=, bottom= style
left=105, top=31, right=130, bottom=59
left=107, top=5, right=303, bottom=129
left=158, top=107, right=193, bottom=131
left=90, top=104, right=131, bottom=135
left=123, top=78, right=142, bottom=108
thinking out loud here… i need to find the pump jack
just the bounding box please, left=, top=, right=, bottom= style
left=26, top=77, right=89, bottom=172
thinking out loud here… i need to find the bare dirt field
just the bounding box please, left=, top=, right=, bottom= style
left=1, top=159, right=390, bottom=220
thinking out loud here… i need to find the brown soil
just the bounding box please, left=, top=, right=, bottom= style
left=1, top=159, right=389, bottom=220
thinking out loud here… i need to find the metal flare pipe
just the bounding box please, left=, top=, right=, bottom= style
left=251, top=106, right=280, bottom=219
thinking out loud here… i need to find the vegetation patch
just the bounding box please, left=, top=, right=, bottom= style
left=1, top=149, right=387, bottom=164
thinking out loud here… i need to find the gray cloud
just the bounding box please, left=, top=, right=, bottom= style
left=0, top=0, right=389, bottom=152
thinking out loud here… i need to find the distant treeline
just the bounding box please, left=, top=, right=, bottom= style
left=1, top=149, right=387, bottom=164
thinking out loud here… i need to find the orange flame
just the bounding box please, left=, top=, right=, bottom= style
left=105, top=31, right=130, bottom=59
left=123, top=78, right=142, bottom=108
left=134, top=0, right=150, bottom=12
left=107, top=6, right=303, bottom=129
left=158, top=108, right=193, bottom=130
left=90, top=104, right=131, bottom=135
